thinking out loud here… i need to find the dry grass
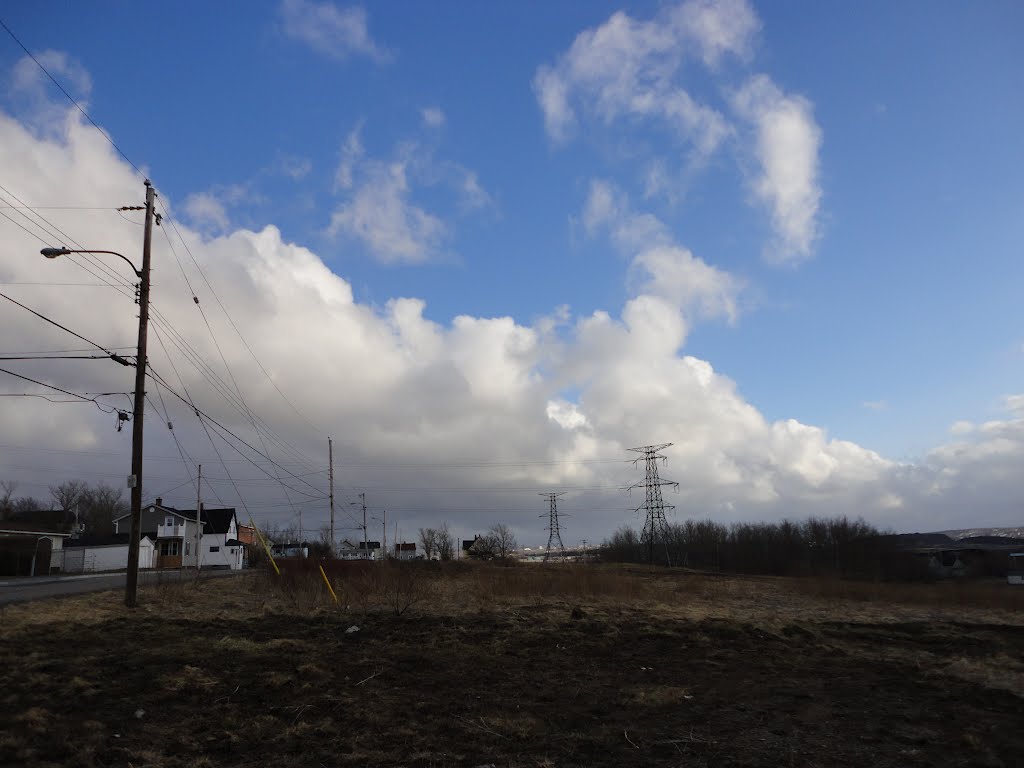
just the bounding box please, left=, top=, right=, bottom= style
left=2, top=563, right=1023, bottom=767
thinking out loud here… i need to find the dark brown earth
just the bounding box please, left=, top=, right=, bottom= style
left=1, top=569, right=1022, bottom=767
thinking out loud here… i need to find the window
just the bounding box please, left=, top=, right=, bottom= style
left=230, top=548, right=235, bottom=554
left=166, top=517, right=174, bottom=526
left=209, top=546, right=220, bottom=553
left=159, top=540, right=180, bottom=556
left=185, top=543, right=190, bottom=555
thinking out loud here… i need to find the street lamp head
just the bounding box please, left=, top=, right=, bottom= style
left=41, top=247, right=72, bottom=259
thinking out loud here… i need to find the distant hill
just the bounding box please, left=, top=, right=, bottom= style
left=940, top=527, right=1024, bottom=540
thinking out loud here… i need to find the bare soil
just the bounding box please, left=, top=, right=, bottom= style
left=1, top=566, right=1022, bottom=767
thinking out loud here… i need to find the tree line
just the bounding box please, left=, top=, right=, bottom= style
left=0, top=479, right=129, bottom=536
left=600, top=515, right=884, bottom=576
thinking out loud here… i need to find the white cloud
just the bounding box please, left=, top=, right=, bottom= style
left=278, top=155, right=312, bottom=179
left=862, top=400, right=888, bottom=411
left=460, top=170, right=492, bottom=211
left=3, top=98, right=1023, bottom=543
left=421, top=107, right=445, bottom=128
left=183, top=193, right=231, bottom=233
left=334, top=124, right=364, bottom=191
left=280, top=0, right=388, bottom=62
left=732, top=74, right=823, bottom=263
left=533, top=0, right=755, bottom=156
left=582, top=179, right=741, bottom=326
left=670, top=0, right=760, bottom=67
left=11, top=50, right=92, bottom=98
left=328, top=159, right=447, bottom=264
left=329, top=127, right=490, bottom=262
left=1004, top=394, right=1024, bottom=414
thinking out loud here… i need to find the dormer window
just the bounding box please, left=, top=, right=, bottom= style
left=166, top=517, right=174, bottom=526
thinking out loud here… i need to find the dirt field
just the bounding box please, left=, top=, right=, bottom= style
left=2, top=564, right=1022, bottom=767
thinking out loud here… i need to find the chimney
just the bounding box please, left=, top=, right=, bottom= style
left=155, top=497, right=163, bottom=507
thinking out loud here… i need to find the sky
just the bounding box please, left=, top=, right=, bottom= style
left=0, top=0, right=1022, bottom=547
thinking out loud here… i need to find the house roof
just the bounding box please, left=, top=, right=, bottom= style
left=116, top=504, right=237, bottom=535
left=200, top=508, right=236, bottom=535
left=395, top=542, right=416, bottom=551
left=5, top=509, right=75, bottom=532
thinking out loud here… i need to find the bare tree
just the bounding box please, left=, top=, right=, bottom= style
left=468, top=534, right=497, bottom=560
left=419, top=527, right=438, bottom=559
left=49, top=480, right=87, bottom=512
left=437, top=522, right=455, bottom=561
left=12, top=496, right=44, bottom=514
left=489, top=523, right=517, bottom=560
left=78, top=482, right=127, bottom=535
left=0, top=480, right=15, bottom=520
left=309, top=526, right=333, bottom=559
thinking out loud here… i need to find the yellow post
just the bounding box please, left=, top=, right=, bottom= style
left=318, top=563, right=339, bottom=604
left=246, top=514, right=280, bottom=575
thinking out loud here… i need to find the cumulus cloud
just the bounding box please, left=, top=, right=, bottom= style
left=532, top=0, right=755, bottom=155
left=732, top=74, right=823, bottom=263
left=280, top=0, right=389, bottom=62
left=2, top=99, right=1022, bottom=544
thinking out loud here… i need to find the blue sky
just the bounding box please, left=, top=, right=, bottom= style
left=1, top=0, right=1023, bottom=538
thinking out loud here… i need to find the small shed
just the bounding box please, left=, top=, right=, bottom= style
left=62, top=533, right=155, bottom=573
left=1009, top=553, right=1024, bottom=586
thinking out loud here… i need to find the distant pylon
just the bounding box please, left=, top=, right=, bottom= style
left=540, top=492, right=567, bottom=563
left=625, top=443, right=679, bottom=566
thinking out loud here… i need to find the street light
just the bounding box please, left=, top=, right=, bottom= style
left=41, top=247, right=142, bottom=277
left=40, top=179, right=156, bottom=607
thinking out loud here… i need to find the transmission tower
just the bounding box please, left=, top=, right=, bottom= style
left=625, top=443, right=679, bottom=566
left=539, top=492, right=567, bottom=563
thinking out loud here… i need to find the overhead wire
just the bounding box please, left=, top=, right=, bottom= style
left=0, top=291, right=133, bottom=363
left=0, top=367, right=127, bottom=413
left=0, top=16, right=146, bottom=178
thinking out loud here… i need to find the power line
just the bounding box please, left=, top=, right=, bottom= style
left=0, top=367, right=129, bottom=414
left=0, top=16, right=145, bottom=178
left=0, top=291, right=133, bottom=364
left=146, top=364, right=327, bottom=498
left=0, top=358, right=115, bottom=364
left=0, top=205, right=123, bottom=210
left=158, top=212, right=325, bottom=438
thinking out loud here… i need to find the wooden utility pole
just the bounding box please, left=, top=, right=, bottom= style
left=125, top=180, right=156, bottom=608
left=195, top=464, right=202, bottom=573
left=328, top=437, right=335, bottom=556
left=360, top=492, right=368, bottom=558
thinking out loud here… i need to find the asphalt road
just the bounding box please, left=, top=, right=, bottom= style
left=0, top=569, right=241, bottom=606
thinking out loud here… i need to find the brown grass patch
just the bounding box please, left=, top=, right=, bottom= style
left=2, top=564, right=1023, bottom=767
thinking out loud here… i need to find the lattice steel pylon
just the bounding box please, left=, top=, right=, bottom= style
left=540, top=492, right=567, bottom=563
left=625, top=443, right=679, bottom=566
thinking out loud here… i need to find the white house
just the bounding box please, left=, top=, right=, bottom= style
left=114, top=503, right=244, bottom=570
